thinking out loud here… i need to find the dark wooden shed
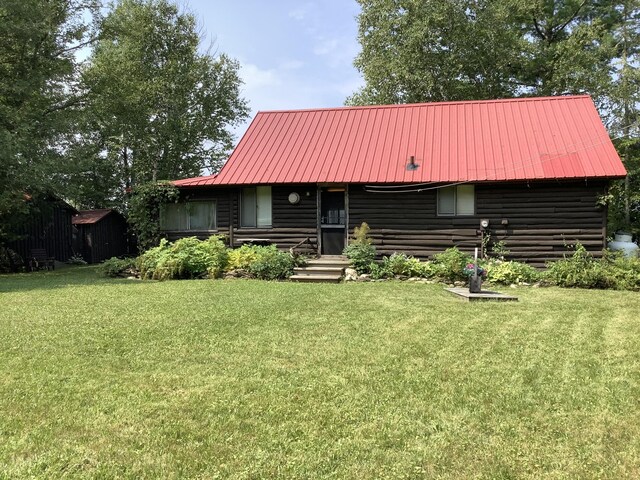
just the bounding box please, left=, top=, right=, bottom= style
left=8, top=199, right=77, bottom=264
left=72, top=209, right=129, bottom=264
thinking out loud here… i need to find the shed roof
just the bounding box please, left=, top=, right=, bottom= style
left=173, top=95, right=626, bottom=187
left=72, top=209, right=115, bottom=225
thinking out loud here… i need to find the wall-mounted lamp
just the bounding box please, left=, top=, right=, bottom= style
left=288, top=192, right=301, bottom=205
left=480, top=219, right=490, bottom=229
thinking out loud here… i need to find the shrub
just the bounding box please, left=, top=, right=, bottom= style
left=344, top=222, right=376, bottom=273
left=227, top=244, right=264, bottom=271
left=66, top=254, right=87, bottom=265
left=344, top=243, right=376, bottom=274
left=544, top=243, right=612, bottom=289
left=485, top=260, right=540, bottom=285
left=371, top=253, right=428, bottom=278
left=247, top=245, right=297, bottom=280
left=430, top=247, right=473, bottom=282
left=137, top=235, right=228, bottom=281
left=101, top=257, right=137, bottom=277
left=601, top=250, right=640, bottom=291
left=0, top=247, right=23, bottom=273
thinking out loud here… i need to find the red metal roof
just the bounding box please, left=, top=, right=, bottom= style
left=174, top=95, right=626, bottom=187
left=72, top=209, right=114, bottom=225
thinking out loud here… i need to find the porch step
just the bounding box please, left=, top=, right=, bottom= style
left=293, top=266, right=344, bottom=274
left=290, top=255, right=350, bottom=283
left=305, top=256, right=350, bottom=268
left=289, top=274, right=343, bottom=283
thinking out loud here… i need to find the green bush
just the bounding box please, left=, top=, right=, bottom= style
left=485, top=260, right=541, bottom=285
left=600, top=250, right=640, bottom=291
left=100, top=257, right=137, bottom=277
left=137, top=235, right=228, bottom=281
left=247, top=245, right=297, bottom=280
left=344, top=243, right=376, bottom=274
left=344, top=222, right=376, bottom=273
left=227, top=244, right=264, bottom=271
left=430, top=247, right=473, bottom=282
left=370, top=253, right=429, bottom=279
left=544, top=243, right=612, bottom=289
left=0, top=247, right=23, bottom=273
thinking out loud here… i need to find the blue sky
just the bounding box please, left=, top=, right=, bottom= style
left=184, top=0, right=364, bottom=141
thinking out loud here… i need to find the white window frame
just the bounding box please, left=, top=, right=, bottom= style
left=160, top=200, right=217, bottom=231
left=241, top=186, right=272, bottom=228
left=437, top=185, right=475, bottom=216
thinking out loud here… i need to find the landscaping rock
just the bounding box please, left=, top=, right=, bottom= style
left=344, top=268, right=358, bottom=281
left=357, top=274, right=371, bottom=282
left=453, top=281, right=465, bottom=287
left=224, top=269, right=253, bottom=279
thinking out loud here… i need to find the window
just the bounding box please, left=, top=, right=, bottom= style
left=437, top=185, right=475, bottom=216
left=160, top=201, right=216, bottom=230
left=241, top=186, right=272, bottom=227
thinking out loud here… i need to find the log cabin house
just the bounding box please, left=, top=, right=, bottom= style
left=164, top=95, right=627, bottom=267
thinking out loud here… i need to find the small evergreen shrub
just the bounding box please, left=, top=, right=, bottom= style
left=101, top=257, right=137, bottom=277
left=430, top=247, right=473, bottom=282
left=485, top=260, right=540, bottom=285
left=343, top=222, right=376, bottom=274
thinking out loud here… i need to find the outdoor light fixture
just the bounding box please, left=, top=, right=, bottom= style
left=480, top=219, right=490, bottom=229
left=288, top=192, right=301, bottom=204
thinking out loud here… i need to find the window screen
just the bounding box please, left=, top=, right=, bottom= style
left=437, top=185, right=475, bottom=216
left=160, top=203, right=187, bottom=230
left=188, top=201, right=216, bottom=230
left=160, top=202, right=216, bottom=230
left=241, top=186, right=272, bottom=227
left=437, top=187, right=456, bottom=216
left=456, top=185, right=475, bottom=215
left=241, top=188, right=257, bottom=227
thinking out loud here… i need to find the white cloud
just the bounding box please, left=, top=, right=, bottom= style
left=240, top=62, right=282, bottom=89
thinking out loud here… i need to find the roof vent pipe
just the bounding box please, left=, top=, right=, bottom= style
left=406, top=155, right=419, bottom=171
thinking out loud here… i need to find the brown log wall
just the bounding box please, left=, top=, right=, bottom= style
left=349, top=181, right=607, bottom=267
left=168, top=181, right=608, bottom=266
left=165, top=185, right=318, bottom=253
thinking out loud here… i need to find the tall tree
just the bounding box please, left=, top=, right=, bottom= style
left=349, top=0, right=615, bottom=105
left=77, top=0, right=249, bottom=206
left=606, top=1, right=640, bottom=234
left=0, top=0, right=100, bottom=242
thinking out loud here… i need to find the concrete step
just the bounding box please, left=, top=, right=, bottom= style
left=290, top=274, right=342, bottom=283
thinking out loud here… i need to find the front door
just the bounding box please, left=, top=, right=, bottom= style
left=320, top=188, right=346, bottom=255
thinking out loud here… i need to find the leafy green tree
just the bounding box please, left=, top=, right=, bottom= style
left=78, top=0, right=249, bottom=201
left=606, top=1, right=640, bottom=234
left=0, top=0, right=100, bottom=242
left=348, top=0, right=522, bottom=104
left=349, top=0, right=615, bottom=105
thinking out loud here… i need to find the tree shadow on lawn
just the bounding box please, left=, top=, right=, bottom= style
left=0, top=265, right=137, bottom=293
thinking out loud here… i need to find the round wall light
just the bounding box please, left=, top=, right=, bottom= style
left=288, top=192, right=301, bottom=205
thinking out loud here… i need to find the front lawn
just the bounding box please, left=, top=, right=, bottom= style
left=1, top=267, right=639, bottom=478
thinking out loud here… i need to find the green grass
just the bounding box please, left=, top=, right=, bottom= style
left=1, top=267, right=640, bottom=479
